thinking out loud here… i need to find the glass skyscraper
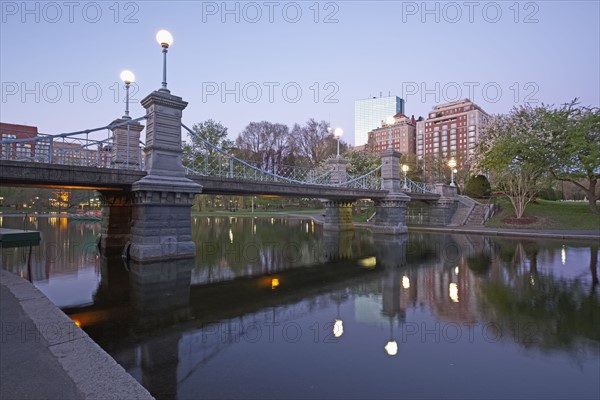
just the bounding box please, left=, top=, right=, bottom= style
left=354, top=96, right=404, bottom=146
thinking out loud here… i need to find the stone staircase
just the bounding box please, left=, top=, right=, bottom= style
left=449, top=196, right=493, bottom=227
left=465, top=204, right=491, bottom=226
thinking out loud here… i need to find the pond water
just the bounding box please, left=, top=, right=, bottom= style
left=1, top=215, right=599, bottom=399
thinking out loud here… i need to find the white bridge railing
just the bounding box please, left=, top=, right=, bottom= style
left=403, top=177, right=437, bottom=194
left=0, top=116, right=147, bottom=169
left=182, top=123, right=382, bottom=190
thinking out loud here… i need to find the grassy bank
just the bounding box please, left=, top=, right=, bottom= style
left=485, top=198, right=600, bottom=230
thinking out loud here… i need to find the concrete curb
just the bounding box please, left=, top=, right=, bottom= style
left=407, top=226, right=600, bottom=241
left=1, top=270, right=154, bottom=400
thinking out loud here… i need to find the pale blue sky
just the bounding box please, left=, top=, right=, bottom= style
left=1, top=0, right=599, bottom=145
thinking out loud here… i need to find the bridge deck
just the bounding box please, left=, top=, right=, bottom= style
left=0, top=161, right=440, bottom=201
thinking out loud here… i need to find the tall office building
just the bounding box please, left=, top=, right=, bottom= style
left=354, top=96, right=404, bottom=146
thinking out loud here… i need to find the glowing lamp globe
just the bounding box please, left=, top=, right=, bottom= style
left=120, top=70, right=135, bottom=84
left=156, top=30, right=173, bottom=47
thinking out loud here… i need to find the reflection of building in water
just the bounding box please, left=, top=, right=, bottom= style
left=354, top=234, right=492, bottom=326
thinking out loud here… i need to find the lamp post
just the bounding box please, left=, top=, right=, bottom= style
left=156, top=29, right=174, bottom=93
left=120, top=70, right=135, bottom=166
left=402, top=164, right=409, bottom=191
left=334, top=127, right=343, bottom=157
left=386, top=115, right=395, bottom=150
left=119, top=70, right=135, bottom=119
left=448, top=158, right=457, bottom=187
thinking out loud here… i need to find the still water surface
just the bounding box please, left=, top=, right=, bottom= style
left=2, top=215, right=599, bottom=399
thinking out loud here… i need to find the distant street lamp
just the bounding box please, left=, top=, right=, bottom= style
left=448, top=158, right=457, bottom=187
left=402, top=164, right=409, bottom=191
left=386, top=115, right=395, bottom=150
left=119, top=70, right=135, bottom=119
left=334, top=127, right=343, bottom=157
left=156, top=29, right=174, bottom=93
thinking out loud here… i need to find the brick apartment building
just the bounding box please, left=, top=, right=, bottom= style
left=0, top=122, right=41, bottom=161
left=366, top=113, right=418, bottom=155
left=415, top=99, right=489, bottom=163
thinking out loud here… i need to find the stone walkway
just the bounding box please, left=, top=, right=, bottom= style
left=0, top=270, right=153, bottom=400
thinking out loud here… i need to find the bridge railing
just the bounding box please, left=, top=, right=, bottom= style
left=403, top=177, right=437, bottom=194
left=182, top=123, right=382, bottom=190
left=0, top=117, right=147, bottom=169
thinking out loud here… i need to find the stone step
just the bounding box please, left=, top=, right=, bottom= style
left=465, top=204, right=491, bottom=226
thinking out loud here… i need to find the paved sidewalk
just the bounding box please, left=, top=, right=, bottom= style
left=0, top=270, right=153, bottom=400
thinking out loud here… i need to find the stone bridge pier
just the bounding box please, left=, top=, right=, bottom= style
left=323, top=157, right=354, bottom=232
left=99, top=90, right=203, bottom=262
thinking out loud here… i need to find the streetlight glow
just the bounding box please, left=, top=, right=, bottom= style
left=120, top=70, right=135, bottom=84
left=156, top=29, right=173, bottom=47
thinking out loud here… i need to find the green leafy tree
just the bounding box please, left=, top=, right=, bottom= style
left=474, top=105, right=552, bottom=218
left=347, top=150, right=381, bottom=176
left=464, top=175, right=491, bottom=198
left=545, top=101, right=600, bottom=214
left=182, top=120, right=233, bottom=173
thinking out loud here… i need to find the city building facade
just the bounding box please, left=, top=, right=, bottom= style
left=366, top=113, right=417, bottom=155
left=354, top=96, right=405, bottom=146
left=415, top=99, right=489, bottom=162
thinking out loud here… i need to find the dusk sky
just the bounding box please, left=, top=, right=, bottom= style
left=1, top=1, right=599, bottom=145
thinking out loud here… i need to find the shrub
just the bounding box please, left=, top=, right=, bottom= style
left=464, top=175, right=491, bottom=198
left=538, top=187, right=557, bottom=201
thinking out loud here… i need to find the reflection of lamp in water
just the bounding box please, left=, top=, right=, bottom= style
left=333, top=319, right=344, bottom=338
left=384, top=316, right=398, bottom=356
left=402, top=275, right=410, bottom=289
left=271, top=278, right=279, bottom=289
left=449, top=282, right=459, bottom=302
left=332, top=289, right=346, bottom=338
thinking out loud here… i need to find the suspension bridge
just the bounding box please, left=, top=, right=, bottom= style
left=0, top=89, right=458, bottom=263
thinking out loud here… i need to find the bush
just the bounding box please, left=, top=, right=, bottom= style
left=538, top=187, right=557, bottom=201
left=464, top=175, right=491, bottom=198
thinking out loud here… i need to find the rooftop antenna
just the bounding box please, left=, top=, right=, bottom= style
left=380, top=91, right=382, bottom=97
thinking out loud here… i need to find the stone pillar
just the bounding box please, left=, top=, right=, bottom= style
left=380, top=149, right=403, bottom=193
left=322, top=200, right=354, bottom=232
left=110, top=118, right=144, bottom=170
left=129, top=91, right=202, bottom=262
left=429, top=184, right=459, bottom=225
left=429, top=197, right=458, bottom=226
left=372, top=194, right=410, bottom=234
left=327, top=157, right=348, bottom=185
left=98, top=191, right=133, bottom=257
left=434, top=183, right=458, bottom=198
left=322, top=230, right=354, bottom=262
left=372, top=149, right=411, bottom=234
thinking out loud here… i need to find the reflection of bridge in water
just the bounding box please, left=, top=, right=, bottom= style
left=58, top=232, right=500, bottom=398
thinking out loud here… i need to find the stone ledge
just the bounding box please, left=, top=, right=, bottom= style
left=0, top=270, right=154, bottom=400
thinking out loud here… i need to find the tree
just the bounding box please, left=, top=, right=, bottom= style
left=347, top=150, right=381, bottom=176
left=235, top=121, right=290, bottom=170
left=474, top=105, right=551, bottom=218
left=546, top=101, right=600, bottom=214
left=182, top=120, right=233, bottom=173
left=464, top=175, right=491, bottom=198
left=290, top=119, right=346, bottom=168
